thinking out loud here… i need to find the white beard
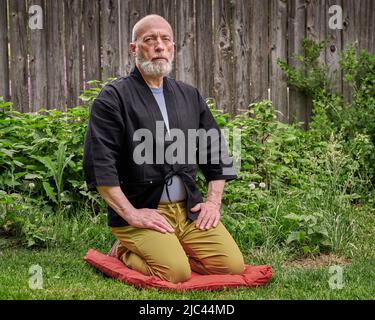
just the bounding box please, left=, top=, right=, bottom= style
left=136, top=48, right=174, bottom=78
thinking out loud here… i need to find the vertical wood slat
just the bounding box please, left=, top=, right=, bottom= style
left=9, top=0, right=29, bottom=112
left=83, top=0, right=101, bottom=84
left=306, top=0, right=326, bottom=63
left=119, top=0, right=151, bottom=76
left=195, top=0, right=213, bottom=99
left=64, top=0, right=83, bottom=108
left=46, top=0, right=66, bottom=110
left=249, top=0, right=269, bottom=103
left=101, top=0, right=120, bottom=80
left=342, top=0, right=358, bottom=103
left=213, top=0, right=234, bottom=113
left=358, top=0, right=372, bottom=53
left=29, top=0, right=47, bottom=111
left=288, top=0, right=308, bottom=127
left=232, top=0, right=251, bottom=113
left=270, top=0, right=288, bottom=122
left=175, top=0, right=196, bottom=85
left=0, top=0, right=9, bottom=101
left=326, top=0, right=342, bottom=95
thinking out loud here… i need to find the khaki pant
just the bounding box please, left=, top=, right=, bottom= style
left=110, top=201, right=244, bottom=283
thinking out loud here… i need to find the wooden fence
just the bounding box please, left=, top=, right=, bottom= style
left=0, top=0, right=374, bottom=125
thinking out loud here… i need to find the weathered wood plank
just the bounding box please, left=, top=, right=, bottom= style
left=175, top=0, right=196, bottom=85
left=9, top=0, right=29, bottom=112
left=326, top=0, right=342, bottom=95
left=64, top=0, right=83, bottom=108
left=29, top=0, right=47, bottom=111
left=306, top=0, right=326, bottom=64
left=120, top=0, right=151, bottom=75
left=0, top=0, right=10, bottom=101
left=101, top=0, right=120, bottom=80
left=46, top=0, right=66, bottom=110
left=270, top=0, right=288, bottom=122
left=249, top=0, right=269, bottom=103
left=195, top=0, right=213, bottom=99
left=213, top=0, right=234, bottom=113
left=288, top=0, right=308, bottom=127
left=83, top=0, right=101, bottom=84
left=232, top=0, right=251, bottom=114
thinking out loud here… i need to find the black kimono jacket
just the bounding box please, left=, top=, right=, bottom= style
left=83, top=66, right=237, bottom=227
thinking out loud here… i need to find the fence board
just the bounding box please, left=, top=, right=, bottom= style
left=102, top=0, right=120, bottom=80
left=120, top=0, right=151, bottom=76
left=29, top=0, right=47, bottom=112
left=195, top=0, right=213, bottom=99
left=270, top=0, right=288, bottom=122
left=175, top=0, right=196, bottom=85
left=64, top=0, right=83, bottom=108
left=306, top=0, right=326, bottom=64
left=232, top=0, right=251, bottom=113
left=83, top=0, right=101, bottom=84
left=358, top=0, right=372, bottom=53
left=46, top=0, right=66, bottom=110
left=213, top=0, right=234, bottom=113
left=249, top=0, right=269, bottom=103
left=288, top=0, right=308, bottom=127
left=0, top=0, right=9, bottom=101
left=326, top=0, right=342, bottom=95
left=342, top=0, right=358, bottom=103
left=9, top=0, right=29, bottom=112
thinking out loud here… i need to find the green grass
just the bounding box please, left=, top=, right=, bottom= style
left=1, top=242, right=374, bottom=300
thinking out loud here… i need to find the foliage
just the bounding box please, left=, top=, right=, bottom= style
left=1, top=48, right=374, bottom=259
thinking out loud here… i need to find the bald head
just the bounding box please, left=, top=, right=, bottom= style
left=131, top=15, right=173, bottom=42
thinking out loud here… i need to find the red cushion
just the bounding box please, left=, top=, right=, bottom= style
left=84, top=249, right=272, bottom=291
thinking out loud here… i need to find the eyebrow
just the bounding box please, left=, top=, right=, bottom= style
left=142, top=33, right=172, bottom=39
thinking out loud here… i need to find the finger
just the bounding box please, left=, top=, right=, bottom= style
left=203, top=214, right=216, bottom=230
left=153, top=217, right=174, bottom=233
left=200, top=211, right=213, bottom=230
left=154, top=220, right=175, bottom=233
left=190, top=203, right=201, bottom=212
left=151, top=210, right=174, bottom=231
left=212, top=213, right=220, bottom=228
left=195, top=206, right=207, bottom=227
left=198, top=209, right=211, bottom=230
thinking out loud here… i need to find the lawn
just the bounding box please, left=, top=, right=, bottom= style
left=1, top=236, right=374, bottom=300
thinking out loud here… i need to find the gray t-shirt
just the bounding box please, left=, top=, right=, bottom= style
left=150, top=87, right=187, bottom=203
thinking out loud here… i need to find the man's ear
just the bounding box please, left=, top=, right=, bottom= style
left=129, top=42, right=136, bottom=57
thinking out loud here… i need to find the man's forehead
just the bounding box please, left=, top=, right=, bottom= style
left=134, top=19, right=173, bottom=40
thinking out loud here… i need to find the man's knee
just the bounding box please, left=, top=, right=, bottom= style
left=224, top=255, right=245, bottom=274
left=161, top=260, right=191, bottom=283
left=206, top=253, right=245, bottom=275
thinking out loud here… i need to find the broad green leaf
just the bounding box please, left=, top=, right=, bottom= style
left=42, top=181, right=57, bottom=203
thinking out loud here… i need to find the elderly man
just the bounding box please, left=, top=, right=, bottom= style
left=83, top=14, right=244, bottom=283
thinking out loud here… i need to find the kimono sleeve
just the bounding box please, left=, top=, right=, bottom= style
left=195, top=89, right=238, bottom=183
left=83, top=86, right=125, bottom=191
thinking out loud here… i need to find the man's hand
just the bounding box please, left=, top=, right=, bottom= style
left=191, top=201, right=221, bottom=230
left=123, top=208, right=175, bottom=234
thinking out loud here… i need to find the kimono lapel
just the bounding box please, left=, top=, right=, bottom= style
left=163, top=77, right=180, bottom=131
left=130, top=66, right=181, bottom=133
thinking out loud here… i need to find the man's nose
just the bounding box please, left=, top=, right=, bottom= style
left=154, top=39, right=165, bottom=51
